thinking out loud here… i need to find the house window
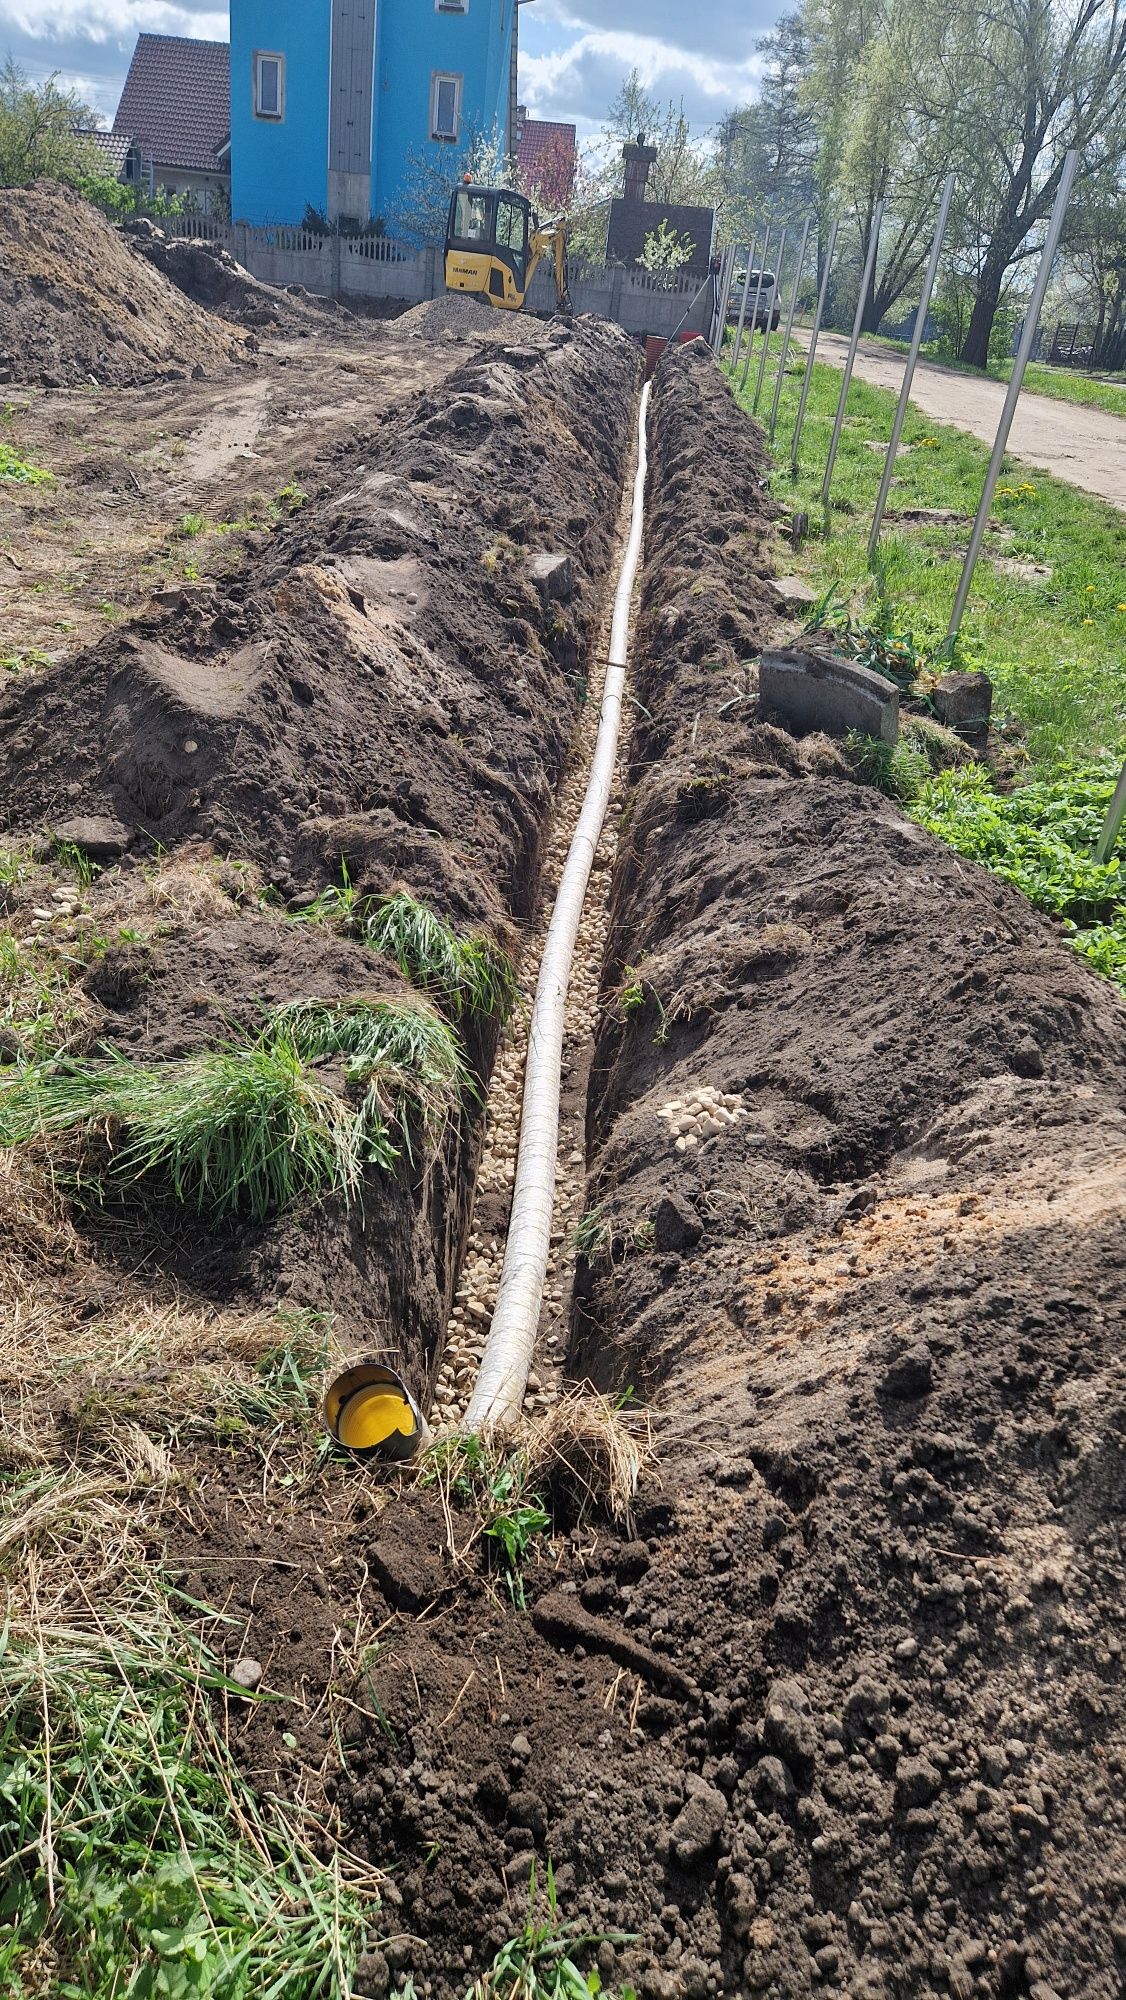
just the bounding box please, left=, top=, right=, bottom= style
left=430, top=72, right=462, bottom=141
left=254, top=51, right=285, bottom=121
left=436, top=0, right=469, bottom=11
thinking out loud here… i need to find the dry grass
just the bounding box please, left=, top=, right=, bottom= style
left=520, top=1385, right=655, bottom=1534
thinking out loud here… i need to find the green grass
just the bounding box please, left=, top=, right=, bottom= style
left=295, top=876, right=516, bottom=1023
left=0, top=996, right=477, bottom=1220
left=0, top=930, right=85, bottom=1061
left=0, top=1466, right=373, bottom=1999
left=864, top=334, right=1126, bottom=419
left=729, top=340, right=1126, bottom=774
left=363, top=891, right=516, bottom=1022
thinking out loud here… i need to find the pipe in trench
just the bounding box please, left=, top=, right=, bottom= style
left=463, top=380, right=653, bottom=1432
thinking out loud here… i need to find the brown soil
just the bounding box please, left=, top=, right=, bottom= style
left=126, top=219, right=358, bottom=335
left=1, top=310, right=638, bottom=1394
left=184, top=345, right=1126, bottom=2000
left=0, top=181, right=253, bottom=387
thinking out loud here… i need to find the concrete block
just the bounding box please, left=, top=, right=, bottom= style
left=759, top=648, right=899, bottom=746
left=770, top=575, right=820, bottom=612
left=932, top=670, right=992, bottom=742
left=528, top=551, right=574, bottom=604
left=50, top=814, right=132, bottom=859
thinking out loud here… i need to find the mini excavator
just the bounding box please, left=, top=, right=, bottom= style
left=444, top=177, right=571, bottom=313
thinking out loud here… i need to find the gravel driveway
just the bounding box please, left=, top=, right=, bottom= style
left=797, top=330, right=1126, bottom=511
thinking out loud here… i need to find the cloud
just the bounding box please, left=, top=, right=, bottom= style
left=520, top=27, right=764, bottom=135
left=534, top=0, right=766, bottom=69
left=1, top=2, right=226, bottom=42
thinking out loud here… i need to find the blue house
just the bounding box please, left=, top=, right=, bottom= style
left=230, top=0, right=518, bottom=230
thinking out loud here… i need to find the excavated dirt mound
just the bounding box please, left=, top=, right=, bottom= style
left=0, top=180, right=251, bottom=387
left=125, top=220, right=355, bottom=335
left=207, top=345, right=1126, bottom=2000
left=0, top=315, right=638, bottom=1397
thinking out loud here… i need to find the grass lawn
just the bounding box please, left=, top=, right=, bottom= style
left=862, top=332, right=1126, bottom=419
left=723, top=334, right=1126, bottom=992
left=727, top=333, right=1126, bottom=774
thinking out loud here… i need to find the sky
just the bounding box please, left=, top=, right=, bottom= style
left=0, top=0, right=773, bottom=140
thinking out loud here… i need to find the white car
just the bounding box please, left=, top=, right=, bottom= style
left=728, top=269, right=780, bottom=330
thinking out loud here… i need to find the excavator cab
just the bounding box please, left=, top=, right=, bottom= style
left=444, top=181, right=570, bottom=313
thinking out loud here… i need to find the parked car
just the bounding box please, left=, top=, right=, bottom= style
left=728, top=269, right=780, bottom=330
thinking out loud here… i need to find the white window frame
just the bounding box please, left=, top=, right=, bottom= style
left=253, top=50, right=285, bottom=122
left=430, top=71, right=463, bottom=142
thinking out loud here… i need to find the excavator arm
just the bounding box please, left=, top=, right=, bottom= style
left=526, top=222, right=572, bottom=314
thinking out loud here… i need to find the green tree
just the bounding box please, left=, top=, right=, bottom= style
left=717, top=14, right=817, bottom=241
left=933, top=0, right=1126, bottom=365
left=0, top=57, right=99, bottom=187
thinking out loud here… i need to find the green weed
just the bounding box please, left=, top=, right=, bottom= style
left=420, top=1433, right=549, bottom=1609
left=571, top=1204, right=612, bottom=1258
left=52, top=837, right=101, bottom=889
left=174, top=510, right=210, bottom=539
left=465, top=1862, right=632, bottom=2000
left=0, top=442, right=52, bottom=485
left=0, top=929, right=84, bottom=1061
left=0, top=647, right=49, bottom=675
left=910, top=763, right=1126, bottom=990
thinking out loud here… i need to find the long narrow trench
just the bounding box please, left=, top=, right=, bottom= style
left=431, top=391, right=645, bottom=1430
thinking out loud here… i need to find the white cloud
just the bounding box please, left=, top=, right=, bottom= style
left=1, top=2, right=226, bottom=46
left=534, top=0, right=763, bottom=69
left=521, top=29, right=762, bottom=134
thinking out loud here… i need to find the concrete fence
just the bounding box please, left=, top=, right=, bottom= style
left=161, top=215, right=713, bottom=337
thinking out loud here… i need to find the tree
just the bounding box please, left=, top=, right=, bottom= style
left=717, top=14, right=817, bottom=241
left=637, top=219, right=697, bottom=284
left=936, top=0, right=1126, bottom=365
left=0, top=57, right=99, bottom=187
left=601, top=70, right=719, bottom=208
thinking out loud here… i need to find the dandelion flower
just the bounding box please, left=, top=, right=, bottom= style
left=1082, top=616, right=1095, bottom=626
left=1117, top=602, right=1126, bottom=612
left=1086, top=584, right=1096, bottom=593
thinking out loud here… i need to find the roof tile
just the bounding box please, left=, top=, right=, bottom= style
left=113, top=33, right=230, bottom=173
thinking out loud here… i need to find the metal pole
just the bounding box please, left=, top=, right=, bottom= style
left=769, top=214, right=811, bottom=440
left=948, top=148, right=1079, bottom=640
left=820, top=198, right=884, bottom=507
left=712, top=243, right=736, bottom=353
left=730, top=236, right=757, bottom=375
left=868, top=173, right=954, bottom=561
left=739, top=228, right=771, bottom=392
left=790, top=216, right=838, bottom=475
left=753, top=224, right=786, bottom=413
left=1094, top=760, right=1126, bottom=866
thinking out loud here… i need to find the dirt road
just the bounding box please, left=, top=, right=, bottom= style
left=800, top=330, right=1126, bottom=510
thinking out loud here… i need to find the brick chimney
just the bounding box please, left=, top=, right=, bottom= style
left=622, top=136, right=658, bottom=202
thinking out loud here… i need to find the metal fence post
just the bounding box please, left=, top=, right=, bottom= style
left=868, top=173, right=954, bottom=561
left=769, top=215, right=811, bottom=441
left=730, top=237, right=757, bottom=375
left=948, top=149, right=1079, bottom=640
left=754, top=224, right=786, bottom=413
left=790, top=217, right=838, bottom=475
left=740, top=228, right=771, bottom=392
left=820, top=199, right=884, bottom=507
left=712, top=244, right=736, bottom=353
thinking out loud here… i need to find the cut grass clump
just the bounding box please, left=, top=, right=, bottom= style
left=271, top=992, right=475, bottom=1136
left=294, top=876, right=516, bottom=1022
left=910, top=763, right=1126, bottom=991
left=363, top=890, right=516, bottom=1022
left=845, top=731, right=931, bottom=803
left=0, top=992, right=479, bottom=1222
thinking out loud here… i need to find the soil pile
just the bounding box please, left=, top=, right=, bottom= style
left=0, top=180, right=251, bottom=387
left=235, top=344, right=1125, bottom=2000
left=396, top=290, right=531, bottom=343
left=125, top=220, right=354, bottom=335
left=0, top=314, right=639, bottom=1392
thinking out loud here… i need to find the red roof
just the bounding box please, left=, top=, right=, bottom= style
left=517, top=118, right=578, bottom=207
left=113, top=33, right=230, bottom=172
left=518, top=118, right=577, bottom=176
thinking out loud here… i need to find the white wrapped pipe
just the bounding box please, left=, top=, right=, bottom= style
left=465, top=380, right=652, bottom=1431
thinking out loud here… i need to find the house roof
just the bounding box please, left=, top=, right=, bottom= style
left=517, top=118, right=577, bottom=179
left=75, top=128, right=134, bottom=177
left=113, top=33, right=231, bottom=172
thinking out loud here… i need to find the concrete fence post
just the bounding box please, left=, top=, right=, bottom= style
left=332, top=233, right=343, bottom=298
left=233, top=222, right=250, bottom=271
